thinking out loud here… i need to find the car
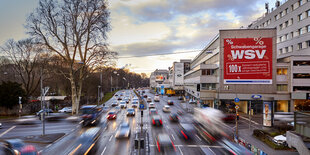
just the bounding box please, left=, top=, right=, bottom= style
left=273, top=134, right=287, bottom=146
left=146, top=97, right=152, bottom=102
left=114, top=94, right=118, bottom=97
left=36, top=109, right=53, bottom=116
left=167, top=100, right=174, bottom=105
left=189, top=99, right=197, bottom=104
left=178, top=96, right=183, bottom=100
left=219, top=138, right=253, bottom=155
left=115, top=122, right=131, bottom=138
left=126, top=108, right=135, bottom=116
left=74, top=127, right=102, bottom=154
left=58, top=107, right=72, bottom=113
left=117, top=97, right=122, bottom=100
left=223, top=114, right=236, bottom=123
left=107, top=111, right=117, bottom=120
left=169, top=113, right=179, bottom=122
left=154, top=95, right=160, bottom=102
left=132, top=97, right=139, bottom=103
left=114, top=106, right=121, bottom=113
left=111, top=102, right=118, bottom=107
left=120, top=101, right=127, bottom=109
left=80, top=105, right=102, bottom=126
left=177, top=110, right=184, bottom=115
left=131, top=101, right=138, bottom=108
left=0, top=123, right=2, bottom=129
left=155, top=133, right=176, bottom=153
left=162, top=105, right=171, bottom=113
left=149, top=109, right=158, bottom=115
left=151, top=115, right=163, bottom=126
left=0, top=143, right=15, bottom=155
left=143, top=94, right=147, bottom=98
left=20, top=145, right=38, bottom=155
left=3, top=139, right=25, bottom=155
left=124, top=98, right=130, bottom=104
left=149, top=102, right=155, bottom=109
left=178, top=123, right=196, bottom=140
left=102, top=106, right=110, bottom=112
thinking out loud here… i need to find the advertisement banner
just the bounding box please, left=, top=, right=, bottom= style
left=174, top=62, right=184, bottom=85
left=223, top=38, right=273, bottom=84
left=263, top=101, right=272, bottom=127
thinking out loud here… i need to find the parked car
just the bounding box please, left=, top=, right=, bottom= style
left=167, top=100, right=174, bottom=105
left=273, top=134, right=287, bottom=146
left=58, top=107, right=72, bottom=113
left=115, top=122, right=131, bottom=139
left=163, top=105, right=171, bottom=113
left=36, top=109, right=53, bottom=116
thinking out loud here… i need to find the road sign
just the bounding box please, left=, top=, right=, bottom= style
left=139, top=104, right=144, bottom=109
left=234, top=98, right=240, bottom=102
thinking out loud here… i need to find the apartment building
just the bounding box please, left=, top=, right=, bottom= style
left=168, top=59, right=191, bottom=95
left=149, top=69, right=170, bottom=94
left=248, top=0, right=310, bottom=111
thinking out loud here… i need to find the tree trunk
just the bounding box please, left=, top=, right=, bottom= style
left=69, top=71, right=77, bottom=115
left=76, top=69, right=83, bottom=115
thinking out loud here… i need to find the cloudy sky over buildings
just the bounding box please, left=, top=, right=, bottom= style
left=0, top=0, right=275, bottom=75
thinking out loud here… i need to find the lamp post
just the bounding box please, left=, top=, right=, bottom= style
left=111, top=71, right=118, bottom=92
left=97, top=85, right=101, bottom=105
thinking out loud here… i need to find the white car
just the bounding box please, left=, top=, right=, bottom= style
left=149, top=102, right=155, bottom=109
left=147, top=97, right=152, bottom=102
left=58, top=107, right=72, bottom=113
left=154, top=95, right=160, bottom=102
left=120, top=101, right=127, bottom=109
left=162, top=105, right=171, bottom=113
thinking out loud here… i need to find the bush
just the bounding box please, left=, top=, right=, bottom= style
left=253, top=129, right=290, bottom=150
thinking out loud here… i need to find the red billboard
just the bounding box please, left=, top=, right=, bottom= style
left=223, top=38, right=273, bottom=84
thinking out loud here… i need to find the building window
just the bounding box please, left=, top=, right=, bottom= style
left=279, top=24, right=283, bottom=30
left=308, top=25, right=310, bottom=32
left=307, top=10, right=310, bottom=17
left=294, top=73, right=310, bottom=79
left=277, top=68, right=288, bottom=75
left=201, top=83, right=216, bottom=90
left=285, top=47, right=289, bottom=53
left=277, top=84, right=288, bottom=91
left=307, top=40, right=310, bottom=47
left=285, top=21, right=289, bottom=27
left=285, top=8, right=288, bottom=14
left=279, top=49, right=283, bottom=54
left=299, top=0, right=303, bottom=6
left=298, top=28, right=302, bottom=35
left=291, top=32, right=294, bottom=38
left=294, top=86, right=310, bottom=91
left=201, top=69, right=215, bottom=75
left=293, top=61, right=310, bottom=66
left=285, top=33, right=289, bottom=40
left=298, top=43, right=303, bottom=50
left=298, top=14, right=303, bottom=21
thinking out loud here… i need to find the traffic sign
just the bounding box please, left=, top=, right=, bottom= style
left=139, top=104, right=144, bottom=109
left=234, top=98, right=240, bottom=102
left=235, top=105, right=239, bottom=109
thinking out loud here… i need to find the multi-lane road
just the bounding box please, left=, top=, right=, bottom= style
left=0, top=89, right=249, bottom=154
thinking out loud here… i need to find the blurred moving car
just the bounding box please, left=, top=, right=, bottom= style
left=120, top=101, right=127, bottom=109
left=151, top=115, right=163, bottom=126
left=126, top=108, right=135, bottom=116
left=169, top=113, right=179, bottom=122
left=178, top=96, right=183, bottom=100
left=80, top=105, right=102, bottom=126
left=155, top=133, right=176, bottom=153
left=177, top=110, right=184, bottom=115
left=167, top=100, right=174, bottom=105
left=36, top=109, right=53, bottom=116
left=178, top=123, right=196, bottom=140
left=162, top=105, right=171, bottom=113
left=0, top=144, right=15, bottom=155
left=58, top=107, right=72, bottom=113
left=223, top=114, right=236, bottom=123
left=107, top=111, right=117, bottom=120
left=71, top=127, right=102, bottom=155
left=219, top=138, right=253, bottom=155
left=3, top=139, right=25, bottom=155
left=154, top=95, right=160, bottom=102
left=114, top=94, right=118, bottom=97
left=149, top=102, right=155, bottom=109
left=115, top=122, right=131, bottom=138
left=147, top=97, right=152, bottom=102
left=149, top=109, right=158, bottom=115
left=111, top=102, right=118, bottom=107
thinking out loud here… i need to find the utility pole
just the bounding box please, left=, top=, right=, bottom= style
left=235, top=106, right=239, bottom=141
left=97, top=85, right=101, bottom=105
left=249, top=101, right=252, bottom=130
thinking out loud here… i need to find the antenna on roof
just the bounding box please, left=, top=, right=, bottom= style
left=265, top=2, right=269, bottom=14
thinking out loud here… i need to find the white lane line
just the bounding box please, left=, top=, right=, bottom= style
left=0, top=126, right=16, bottom=137
left=195, top=134, right=202, bottom=141
left=38, top=150, right=43, bottom=154
left=45, top=144, right=52, bottom=148
left=71, top=129, right=74, bottom=132
left=109, top=135, right=113, bottom=141
left=101, top=146, right=107, bottom=155
left=178, top=146, right=184, bottom=155
left=171, top=134, right=175, bottom=140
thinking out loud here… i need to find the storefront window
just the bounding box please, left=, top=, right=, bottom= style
left=276, top=100, right=289, bottom=112
left=294, top=99, right=310, bottom=111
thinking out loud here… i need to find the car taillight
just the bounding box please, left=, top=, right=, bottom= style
left=203, top=130, right=216, bottom=141
left=181, top=130, right=188, bottom=139
left=159, top=120, right=162, bottom=124
left=171, top=140, right=176, bottom=151
left=152, top=119, right=155, bottom=124
left=156, top=140, right=160, bottom=152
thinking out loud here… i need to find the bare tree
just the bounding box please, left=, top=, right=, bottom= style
left=26, top=0, right=113, bottom=114
left=1, top=39, right=46, bottom=98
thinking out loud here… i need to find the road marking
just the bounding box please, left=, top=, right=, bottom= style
left=195, top=134, right=202, bottom=141
left=101, top=146, right=107, bottom=155
left=68, top=144, right=82, bottom=155
left=0, top=126, right=16, bottom=137
left=177, top=146, right=184, bottom=155
left=45, top=144, right=52, bottom=148
left=109, top=135, right=113, bottom=141
left=71, top=129, right=75, bottom=132
left=38, top=150, right=43, bottom=154
left=171, top=134, right=175, bottom=140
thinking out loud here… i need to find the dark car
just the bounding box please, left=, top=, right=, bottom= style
left=178, top=96, right=183, bottom=100
left=178, top=123, right=196, bottom=140
left=155, top=133, right=176, bottom=154
left=169, top=113, right=179, bottom=122
left=223, top=114, right=236, bottom=123
left=0, top=144, right=15, bottom=155
left=3, top=139, right=25, bottom=155
left=111, top=102, right=118, bottom=107
left=80, top=105, right=102, bottom=126
left=117, top=97, right=122, bottom=100
left=131, top=101, right=138, bottom=108
left=167, top=100, right=174, bottom=105
left=143, top=94, right=147, bottom=98
left=107, top=111, right=117, bottom=120
left=126, top=108, right=135, bottom=116
left=151, top=115, right=162, bottom=126
left=36, top=109, right=53, bottom=116
left=73, top=127, right=102, bottom=155
left=115, top=94, right=118, bottom=97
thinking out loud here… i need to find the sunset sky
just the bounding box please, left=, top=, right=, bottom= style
left=0, top=0, right=276, bottom=76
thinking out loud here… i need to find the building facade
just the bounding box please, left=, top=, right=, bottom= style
left=168, top=59, right=191, bottom=95
left=149, top=69, right=170, bottom=94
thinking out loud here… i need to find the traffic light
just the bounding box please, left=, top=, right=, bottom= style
left=236, top=113, right=239, bottom=120
left=197, top=84, right=200, bottom=91
left=141, top=110, right=143, bottom=117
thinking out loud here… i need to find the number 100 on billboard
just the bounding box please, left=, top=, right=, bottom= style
left=223, top=38, right=273, bottom=84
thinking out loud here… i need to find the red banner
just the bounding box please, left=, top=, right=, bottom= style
left=223, top=38, right=273, bottom=84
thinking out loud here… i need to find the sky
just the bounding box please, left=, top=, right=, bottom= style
left=0, top=0, right=277, bottom=76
